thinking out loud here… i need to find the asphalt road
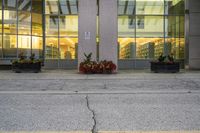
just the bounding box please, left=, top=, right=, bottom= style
left=0, top=70, right=200, bottom=132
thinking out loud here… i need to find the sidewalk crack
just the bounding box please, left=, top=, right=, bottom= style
left=86, top=95, right=97, bottom=133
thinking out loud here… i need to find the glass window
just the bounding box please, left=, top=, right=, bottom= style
left=118, top=38, right=136, bottom=59
left=17, top=0, right=31, bottom=11
left=136, top=16, right=164, bottom=37
left=3, top=10, right=17, bottom=34
left=60, top=37, right=77, bottom=59
left=32, top=36, right=43, bottom=58
left=118, top=0, right=135, bottom=15
left=45, top=0, right=59, bottom=14
left=165, top=16, right=180, bottom=38
left=165, top=0, right=184, bottom=15
left=0, top=10, right=2, bottom=33
left=4, top=0, right=17, bottom=10
left=0, top=35, right=2, bottom=58
left=18, top=11, right=31, bottom=35
left=32, top=13, right=42, bottom=36
left=118, top=16, right=135, bottom=37
left=60, top=0, right=78, bottom=15
left=136, top=38, right=164, bottom=59
left=3, top=34, right=17, bottom=58
left=32, top=0, right=43, bottom=13
left=46, top=15, right=59, bottom=36
left=46, top=37, right=59, bottom=59
left=0, top=0, right=2, bottom=9
left=59, top=15, right=78, bottom=37
left=18, top=35, right=31, bottom=57
left=136, top=0, right=164, bottom=15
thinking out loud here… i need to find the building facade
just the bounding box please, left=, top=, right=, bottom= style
left=0, top=0, right=199, bottom=70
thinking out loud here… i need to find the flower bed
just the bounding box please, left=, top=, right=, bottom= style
left=79, top=53, right=116, bottom=74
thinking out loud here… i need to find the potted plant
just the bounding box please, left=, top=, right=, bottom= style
left=150, top=53, right=180, bottom=73
left=12, top=52, right=42, bottom=73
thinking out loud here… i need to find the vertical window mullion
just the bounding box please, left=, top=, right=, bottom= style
left=16, top=0, right=18, bottom=58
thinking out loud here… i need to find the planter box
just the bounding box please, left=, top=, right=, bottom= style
left=150, top=62, right=180, bottom=73
left=12, top=62, right=41, bottom=73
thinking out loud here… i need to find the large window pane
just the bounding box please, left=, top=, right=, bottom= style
left=32, top=0, right=43, bottom=13
left=18, top=11, right=31, bottom=35
left=59, top=15, right=78, bottom=37
left=165, top=0, right=184, bottom=15
left=46, top=15, right=59, bottom=36
left=45, top=0, right=59, bottom=14
left=118, top=38, right=136, bottom=59
left=4, top=0, right=17, bottom=10
left=165, top=38, right=184, bottom=59
left=136, top=16, right=164, bottom=37
left=0, top=0, right=2, bottom=9
left=118, top=16, right=135, bottom=37
left=136, top=0, right=164, bottom=15
left=60, top=0, right=78, bottom=15
left=18, top=35, right=31, bottom=57
left=32, top=13, right=42, bottom=36
left=165, top=16, right=180, bottom=38
left=17, top=0, right=31, bottom=11
left=60, top=37, right=77, bottom=59
left=0, top=9, right=2, bottom=33
left=46, top=38, right=59, bottom=59
left=3, top=34, right=17, bottom=58
left=32, top=36, right=43, bottom=58
left=118, top=0, right=135, bottom=15
left=136, top=38, right=164, bottom=59
left=0, top=35, right=2, bottom=58
left=3, top=10, right=17, bottom=34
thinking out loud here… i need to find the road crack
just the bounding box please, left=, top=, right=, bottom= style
left=86, top=95, right=97, bottom=133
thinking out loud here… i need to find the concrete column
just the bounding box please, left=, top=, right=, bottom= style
left=189, top=0, right=200, bottom=69
left=78, top=0, right=97, bottom=66
left=99, top=0, right=118, bottom=67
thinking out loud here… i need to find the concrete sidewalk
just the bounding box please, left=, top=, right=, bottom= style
left=0, top=70, right=200, bottom=94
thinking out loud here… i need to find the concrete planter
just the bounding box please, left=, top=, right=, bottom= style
left=12, top=62, right=41, bottom=73
left=150, top=62, right=180, bottom=73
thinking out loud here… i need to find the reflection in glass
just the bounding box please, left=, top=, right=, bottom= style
left=0, top=10, right=2, bottom=33
left=165, top=38, right=184, bottom=59
left=3, top=10, right=17, bottom=34
left=165, top=16, right=180, bottom=37
left=32, top=13, right=42, bottom=36
left=17, top=0, right=31, bottom=11
left=60, top=0, right=78, bottom=15
left=32, top=0, right=43, bottom=13
left=18, top=11, right=31, bottom=35
left=3, top=34, right=17, bottom=58
left=59, top=16, right=78, bottom=36
left=32, top=36, right=43, bottom=58
left=45, top=0, right=59, bottom=14
left=60, top=37, right=78, bottom=59
left=118, top=0, right=135, bottom=15
left=0, top=35, right=2, bottom=57
left=0, top=0, right=2, bottom=9
left=118, top=16, right=135, bottom=37
left=18, top=35, right=31, bottom=57
left=46, top=38, right=59, bottom=59
left=165, top=0, right=184, bottom=15
left=4, top=0, right=17, bottom=10
left=46, top=15, right=59, bottom=36
left=136, top=16, right=164, bottom=37
left=136, top=0, right=164, bottom=15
